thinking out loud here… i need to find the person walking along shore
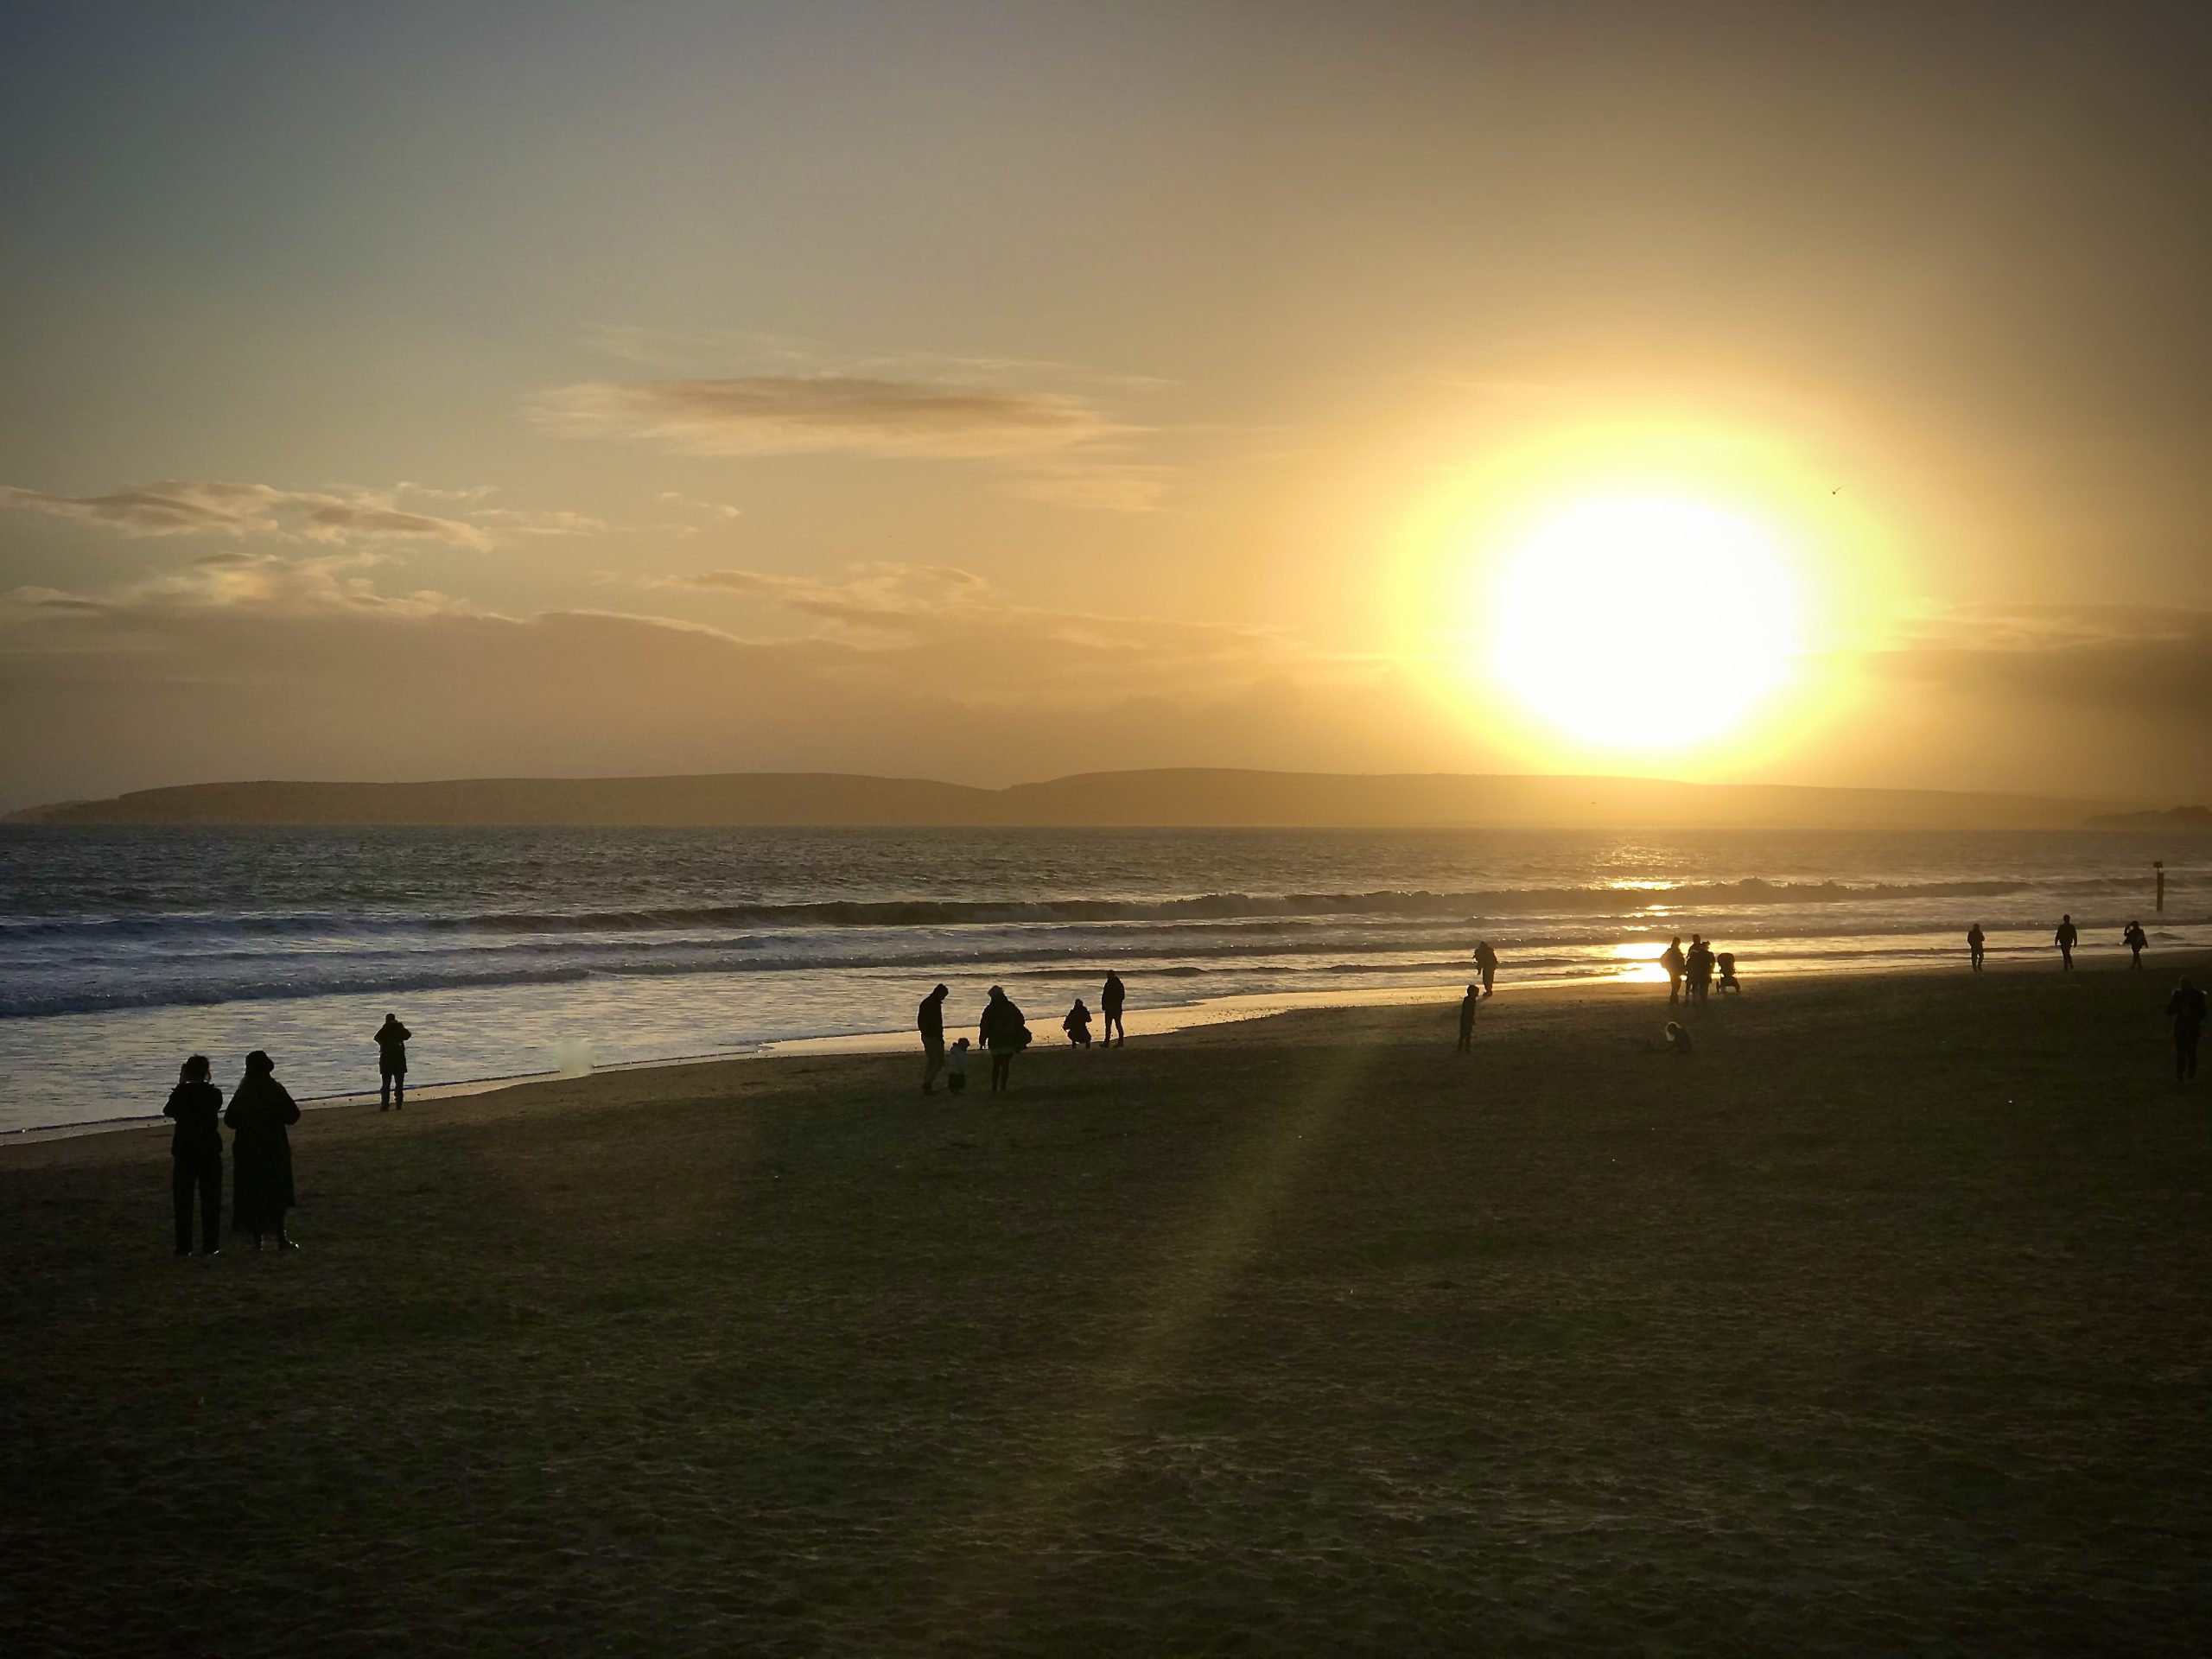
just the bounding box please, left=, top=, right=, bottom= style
left=164, top=1056, right=224, bottom=1256
left=1473, top=940, right=1499, bottom=997
left=1100, top=970, right=1127, bottom=1046
left=918, top=983, right=950, bottom=1095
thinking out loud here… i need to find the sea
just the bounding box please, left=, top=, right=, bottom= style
left=0, top=825, right=2202, bottom=1135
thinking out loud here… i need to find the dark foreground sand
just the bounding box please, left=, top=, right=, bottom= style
left=6, top=962, right=2212, bottom=1656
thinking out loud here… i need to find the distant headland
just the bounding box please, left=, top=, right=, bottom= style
left=2082, top=804, right=2212, bottom=831
left=1, top=768, right=2149, bottom=831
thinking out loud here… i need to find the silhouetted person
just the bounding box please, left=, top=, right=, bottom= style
left=945, top=1038, right=970, bottom=1094
left=918, top=983, right=950, bottom=1095
left=1473, top=939, right=1499, bottom=997
left=226, top=1050, right=301, bottom=1251
left=2123, top=920, right=2148, bottom=970
left=164, top=1054, right=224, bottom=1257
left=979, top=986, right=1027, bottom=1094
left=1967, top=923, right=1986, bottom=973
left=1660, top=936, right=1686, bottom=1004
left=1715, top=951, right=1740, bottom=994
left=1686, top=935, right=1714, bottom=1004
left=2170, top=976, right=2207, bottom=1084
left=1662, top=1020, right=1694, bottom=1054
left=375, top=1013, right=410, bottom=1110
left=1100, top=970, right=1127, bottom=1046
left=2054, top=913, right=2078, bottom=971
left=1064, top=999, right=1093, bottom=1047
left=1456, top=983, right=1479, bottom=1052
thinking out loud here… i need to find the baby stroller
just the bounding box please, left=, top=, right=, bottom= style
left=1715, top=951, right=1741, bottom=994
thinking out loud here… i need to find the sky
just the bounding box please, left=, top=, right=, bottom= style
left=3, top=0, right=2209, bottom=810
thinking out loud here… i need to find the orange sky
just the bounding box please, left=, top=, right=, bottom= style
left=3, top=3, right=2209, bottom=808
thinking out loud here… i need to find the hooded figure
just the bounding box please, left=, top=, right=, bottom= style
left=1064, top=999, right=1093, bottom=1047
left=979, top=986, right=1027, bottom=1093
left=226, top=1050, right=302, bottom=1249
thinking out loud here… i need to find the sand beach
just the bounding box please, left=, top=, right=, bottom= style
left=6, top=960, right=2212, bottom=1654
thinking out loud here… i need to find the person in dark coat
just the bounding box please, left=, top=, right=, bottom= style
left=226, top=1050, right=302, bottom=1251
left=164, top=1054, right=224, bottom=1256
left=2170, top=976, right=2208, bottom=1085
left=1473, top=939, right=1499, bottom=997
left=1100, top=970, right=1127, bottom=1047
left=1456, top=983, right=1479, bottom=1052
left=1967, top=923, right=1986, bottom=973
left=2123, top=921, right=2149, bottom=970
left=1685, top=936, right=1715, bottom=1003
left=375, top=1013, right=411, bottom=1110
left=1660, top=936, right=1687, bottom=1003
left=918, top=983, right=950, bottom=1095
left=1064, top=999, right=1093, bottom=1048
left=2054, top=913, right=2078, bottom=970
left=978, top=986, right=1027, bottom=1094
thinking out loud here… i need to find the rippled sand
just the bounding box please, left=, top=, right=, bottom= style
left=7, top=962, right=2211, bottom=1655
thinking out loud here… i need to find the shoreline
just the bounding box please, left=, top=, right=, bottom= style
left=9, top=950, right=2202, bottom=1158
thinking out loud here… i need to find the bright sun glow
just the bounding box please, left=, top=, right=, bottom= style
left=1492, top=498, right=1799, bottom=749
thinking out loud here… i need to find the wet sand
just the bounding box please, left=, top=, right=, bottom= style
left=6, top=960, right=2211, bottom=1655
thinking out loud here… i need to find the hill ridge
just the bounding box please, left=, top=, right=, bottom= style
left=5, top=768, right=2139, bottom=830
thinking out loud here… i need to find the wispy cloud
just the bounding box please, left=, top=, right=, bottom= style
left=1888, top=600, right=2206, bottom=653
left=658, top=560, right=1282, bottom=677
left=656, top=491, right=744, bottom=520
left=537, top=339, right=1177, bottom=512
left=0, top=480, right=613, bottom=550
left=578, top=326, right=1174, bottom=394
left=465, top=506, right=608, bottom=537
left=530, top=376, right=1116, bottom=460
left=1014, top=462, right=1174, bottom=514
left=1, top=547, right=469, bottom=620
left=0, top=480, right=493, bottom=550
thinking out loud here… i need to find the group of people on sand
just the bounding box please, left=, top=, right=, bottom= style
left=159, top=904, right=2209, bottom=1254
left=158, top=1014, right=412, bottom=1257
left=2013, top=913, right=2204, bottom=1084
left=916, top=971, right=1129, bottom=1096
left=162, top=1051, right=302, bottom=1256
left=1659, top=934, right=1736, bottom=1005
left=1971, top=915, right=2163, bottom=976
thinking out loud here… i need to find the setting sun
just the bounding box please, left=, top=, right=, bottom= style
left=1491, top=498, right=1800, bottom=749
